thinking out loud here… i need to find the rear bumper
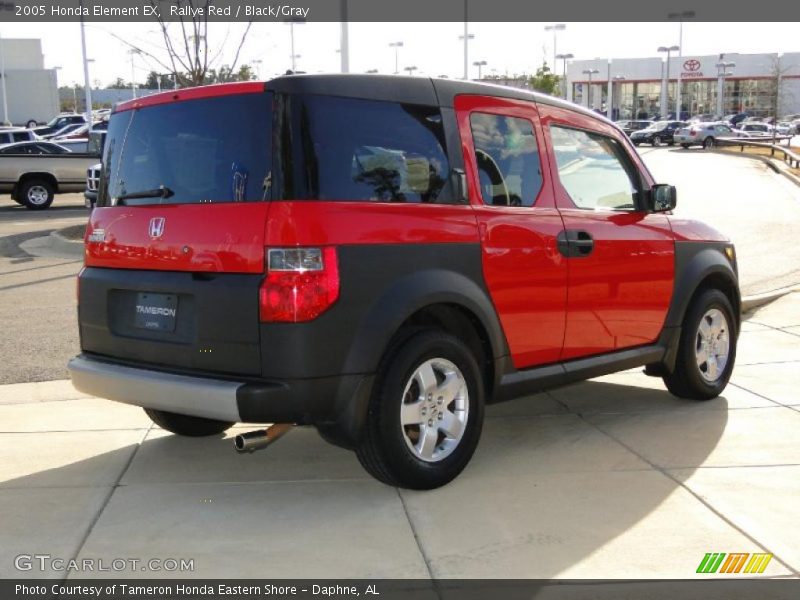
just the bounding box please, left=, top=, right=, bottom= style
left=68, top=354, right=374, bottom=446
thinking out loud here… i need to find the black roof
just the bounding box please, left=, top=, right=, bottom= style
left=266, top=73, right=611, bottom=127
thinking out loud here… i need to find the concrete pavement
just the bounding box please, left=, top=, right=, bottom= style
left=1, top=293, right=798, bottom=580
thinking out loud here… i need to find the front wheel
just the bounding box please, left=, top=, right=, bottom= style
left=356, top=330, right=484, bottom=489
left=652, top=136, right=662, bottom=147
left=144, top=408, right=234, bottom=437
left=663, top=289, right=737, bottom=400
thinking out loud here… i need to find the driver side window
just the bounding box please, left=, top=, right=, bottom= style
left=469, top=112, right=543, bottom=207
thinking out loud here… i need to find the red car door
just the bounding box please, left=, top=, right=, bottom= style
left=455, top=95, right=567, bottom=368
left=537, top=104, right=675, bottom=360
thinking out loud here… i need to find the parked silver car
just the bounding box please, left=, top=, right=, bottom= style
left=674, top=122, right=738, bottom=149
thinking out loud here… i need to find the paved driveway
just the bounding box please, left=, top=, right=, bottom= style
left=1, top=293, right=798, bottom=580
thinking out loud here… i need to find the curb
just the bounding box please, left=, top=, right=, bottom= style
left=713, top=148, right=800, bottom=187
left=741, top=285, right=799, bottom=313
left=49, top=229, right=84, bottom=258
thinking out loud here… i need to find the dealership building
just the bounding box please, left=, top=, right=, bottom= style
left=565, top=52, right=800, bottom=120
left=0, top=38, right=59, bottom=126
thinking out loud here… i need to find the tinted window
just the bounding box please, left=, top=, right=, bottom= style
left=277, top=94, right=452, bottom=203
left=99, top=93, right=272, bottom=207
left=550, top=126, right=639, bottom=211
left=469, top=113, right=542, bottom=207
left=12, top=132, right=30, bottom=142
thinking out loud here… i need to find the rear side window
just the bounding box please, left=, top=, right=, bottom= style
left=99, top=93, right=272, bottom=207
left=469, top=112, right=543, bottom=207
left=276, top=94, right=452, bottom=203
left=550, top=126, right=640, bottom=211
left=12, top=132, right=30, bottom=142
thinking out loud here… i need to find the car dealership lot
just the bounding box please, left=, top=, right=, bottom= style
left=0, top=292, right=798, bottom=579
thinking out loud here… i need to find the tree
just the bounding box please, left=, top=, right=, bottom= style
left=529, top=62, right=560, bottom=96
left=106, top=78, right=128, bottom=89
left=98, top=1, right=254, bottom=88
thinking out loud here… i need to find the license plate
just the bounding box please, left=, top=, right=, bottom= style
left=134, top=293, right=178, bottom=332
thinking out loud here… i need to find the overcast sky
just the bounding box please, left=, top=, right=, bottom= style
left=5, top=21, right=800, bottom=86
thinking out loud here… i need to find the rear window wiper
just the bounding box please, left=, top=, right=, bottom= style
left=113, top=185, right=174, bottom=205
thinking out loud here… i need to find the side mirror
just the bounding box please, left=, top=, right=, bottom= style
left=649, top=184, right=677, bottom=212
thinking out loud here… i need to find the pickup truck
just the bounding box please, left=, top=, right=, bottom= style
left=0, top=150, right=99, bottom=209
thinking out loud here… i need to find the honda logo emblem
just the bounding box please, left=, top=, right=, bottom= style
left=149, top=217, right=166, bottom=239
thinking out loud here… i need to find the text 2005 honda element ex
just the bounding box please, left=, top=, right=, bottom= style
left=69, top=75, right=740, bottom=489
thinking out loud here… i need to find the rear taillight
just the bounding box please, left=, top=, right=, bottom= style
left=259, top=247, right=340, bottom=322
left=689, top=129, right=697, bottom=137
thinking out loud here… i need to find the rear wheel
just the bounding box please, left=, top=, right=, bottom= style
left=19, top=178, right=54, bottom=210
left=144, top=408, right=234, bottom=437
left=653, top=136, right=662, bottom=147
left=26, top=119, right=38, bottom=129
left=356, top=330, right=484, bottom=490
left=663, top=289, right=737, bottom=400
left=680, top=143, right=690, bottom=149
left=703, top=136, right=716, bottom=150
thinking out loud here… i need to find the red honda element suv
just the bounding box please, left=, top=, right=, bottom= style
left=69, top=75, right=740, bottom=489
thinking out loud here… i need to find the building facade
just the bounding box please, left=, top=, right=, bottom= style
left=0, top=38, right=60, bottom=126
left=566, top=53, right=800, bottom=120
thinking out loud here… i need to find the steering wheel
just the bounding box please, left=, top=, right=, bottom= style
left=475, top=149, right=512, bottom=206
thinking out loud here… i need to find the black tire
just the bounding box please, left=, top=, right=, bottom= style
left=19, top=178, right=55, bottom=210
left=26, top=119, right=38, bottom=129
left=144, top=408, right=234, bottom=437
left=653, top=136, right=662, bottom=147
left=667, top=141, right=675, bottom=146
left=663, top=289, right=737, bottom=400
left=680, top=143, right=690, bottom=149
left=703, top=136, right=715, bottom=150
left=633, top=141, right=640, bottom=146
left=356, top=329, right=484, bottom=490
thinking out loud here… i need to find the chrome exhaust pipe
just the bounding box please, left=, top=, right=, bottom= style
left=234, top=423, right=293, bottom=453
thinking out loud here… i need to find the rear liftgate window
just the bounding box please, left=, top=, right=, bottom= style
left=276, top=94, right=454, bottom=203
left=98, top=92, right=272, bottom=207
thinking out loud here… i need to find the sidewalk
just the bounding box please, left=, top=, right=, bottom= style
left=1, top=294, right=798, bottom=579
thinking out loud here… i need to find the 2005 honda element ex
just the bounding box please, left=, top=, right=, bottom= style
left=69, top=75, right=740, bottom=489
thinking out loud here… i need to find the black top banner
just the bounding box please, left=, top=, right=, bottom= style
left=3, top=0, right=800, bottom=22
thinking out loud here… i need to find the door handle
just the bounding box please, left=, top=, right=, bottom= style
left=557, top=230, right=594, bottom=258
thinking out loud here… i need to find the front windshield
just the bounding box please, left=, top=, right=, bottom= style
left=98, top=92, right=272, bottom=207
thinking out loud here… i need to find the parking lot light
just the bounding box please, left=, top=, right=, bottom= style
left=389, top=41, right=404, bottom=75
left=582, top=68, right=599, bottom=109
left=404, top=65, right=418, bottom=76
left=544, top=24, right=566, bottom=76
left=473, top=60, right=487, bottom=80
left=658, top=45, right=680, bottom=118
left=716, top=61, right=736, bottom=116
left=668, top=11, right=695, bottom=119
left=556, top=53, right=574, bottom=99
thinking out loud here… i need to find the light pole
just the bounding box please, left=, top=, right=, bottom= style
left=286, top=19, right=305, bottom=72
left=459, top=0, right=474, bottom=80
left=128, top=49, right=141, bottom=99
left=544, top=24, right=566, bottom=73
left=582, top=69, right=599, bottom=109
left=556, top=52, right=573, bottom=99
left=0, top=30, right=9, bottom=126
left=715, top=61, right=735, bottom=116
left=611, top=75, right=626, bottom=120
left=79, top=2, right=94, bottom=131
left=658, top=45, right=679, bottom=118
left=668, top=10, right=695, bottom=119
left=389, top=41, right=403, bottom=75
left=252, top=59, right=263, bottom=80
left=473, top=60, right=487, bottom=80
left=404, top=66, right=418, bottom=76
